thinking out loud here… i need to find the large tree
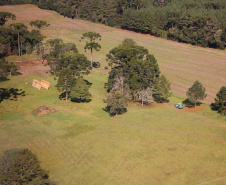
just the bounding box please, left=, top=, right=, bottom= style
left=106, top=38, right=161, bottom=103
left=81, top=32, right=101, bottom=68
left=0, top=148, right=56, bottom=185
left=0, top=12, right=15, bottom=26
left=70, top=78, right=91, bottom=102
left=56, top=68, right=75, bottom=102
left=186, top=80, right=207, bottom=108
left=30, top=20, right=50, bottom=32
left=10, top=23, right=27, bottom=56
left=45, top=39, right=78, bottom=74
left=103, top=91, right=128, bottom=116
left=55, top=52, right=90, bottom=77
left=0, top=58, right=19, bottom=79
left=30, top=20, right=49, bottom=63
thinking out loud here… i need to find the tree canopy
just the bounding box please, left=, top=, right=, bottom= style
left=0, top=12, right=15, bottom=26
left=0, top=148, right=56, bottom=185
left=70, top=78, right=91, bottom=102
left=214, top=86, right=226, bottom=115
left=106, top=38, right=171, bottom=107
left=30, top=20, right=50, bottom=32
left=103, top=91, right=128, bottom=116
left=186, top=80, right=207, bottom=108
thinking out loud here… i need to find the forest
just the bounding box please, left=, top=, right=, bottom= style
left=1, top=0, right=225, bottom=49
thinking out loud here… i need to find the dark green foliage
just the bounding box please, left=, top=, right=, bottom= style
left=153, top=75, right=171, bottom=103
left=0, top=148, right=56, bottom=185
left=30, top=20, right=50, bottom=31
left=0, top=12, right=15, bottom=26
left=70, top=78, right=91, bottom=102
left=44, top=39, right=79, bottom=74
left=0, top=88, right=25, bottom=103
left=56, top=68, right=75, bottom=102
left=0, top=22, right=43, bottom=57
left=55, top=52, right=90, bottom=76
left=106, top=39, right=161, bottom=102
left=1, top=0, right=225, bottom=49
left=103, top=91, right=128, bottom=116
left=0, top=58, right=19, bottom=78
left=186, top=80, right=207, bottom=108
left=214, top=86, right=226, bottom=115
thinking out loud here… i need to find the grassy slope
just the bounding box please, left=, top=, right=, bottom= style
left=0, top=4, right=225, bottom=185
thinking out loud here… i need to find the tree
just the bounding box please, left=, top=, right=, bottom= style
left=70, top=78, right=91, bottom=102
left=186, top=80, right=207, bottom=108
left=214, top=86, right=226, bottom=115
left=106, top=38, right=160, bottom=103
left=56, top=68, right=75, bottom=102
left=30, top=20, right=50, bottom=32
left=103, top=91, right=128, bottom=116
left=0, top=12, right=15, bottom=26
left=55, top=52, right=90, bottom=77
left=0, top=58, right=19, bottom=78
left=10, top=23, right=27, bottom=56
left=0, top=27, right=12, bottom=57
left=135, top=87, right=153, bottom=106
left=153, top=75, right=171, bottom=103
left=45, top=40, right=78, bottom=74
left=81, top=32, right=101, bottom=68
left=30, top=20, right=49, bottom=63
left=0, top=148, right=56, bottom=185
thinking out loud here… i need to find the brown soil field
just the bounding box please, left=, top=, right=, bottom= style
left=15, top=60, right=50, bottom=76
left=1, top=4, right=226, bottom=104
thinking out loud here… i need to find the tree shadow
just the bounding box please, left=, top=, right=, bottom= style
left=0, top=88, right=26, bottom=103
left=93, top=62, right=100, bottom=68
left=83, top=79, right=92, bottom=87
left=15, top=71, right=23, bottom=76
left=59, top=91, right=67, bottom=100
left=71, top=98, right=92, bottom=103
left=182, top=98, right=202, bottom=108
left=0, top=77, right=10, bottom=82
left=102, top=106, right=127, bottom=117
left=59, top=91, right=92, bottom=103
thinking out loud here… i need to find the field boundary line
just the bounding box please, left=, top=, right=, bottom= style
left=198, top=176, right=226, bottom=185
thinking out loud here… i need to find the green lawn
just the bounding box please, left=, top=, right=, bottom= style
left=0, top=4, right=226, bottom=185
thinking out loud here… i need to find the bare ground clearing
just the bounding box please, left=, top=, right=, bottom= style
left=15, top=60, right=50, bottom=76
left=1, top=4, right=226, bottom=104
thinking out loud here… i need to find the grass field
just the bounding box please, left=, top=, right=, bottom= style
left=0, top=4, right=226, bottom=185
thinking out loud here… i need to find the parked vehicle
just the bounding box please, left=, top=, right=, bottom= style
left=174, top=103, right=183, bottom=109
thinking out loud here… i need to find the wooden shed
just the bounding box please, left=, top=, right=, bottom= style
left=32, top=79, right=42, bottom=90
left=41, top=80, right=50, bottom=90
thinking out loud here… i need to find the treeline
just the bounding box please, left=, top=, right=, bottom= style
left=0, top=12, right=47, bottom=79
left=1, top=0, right=225, bottom=49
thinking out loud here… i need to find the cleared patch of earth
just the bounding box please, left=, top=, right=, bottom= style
left=15, top=60, right=50, bottom=76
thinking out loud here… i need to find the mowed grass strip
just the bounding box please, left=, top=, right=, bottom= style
left=0, top=4, right=225, bottom=185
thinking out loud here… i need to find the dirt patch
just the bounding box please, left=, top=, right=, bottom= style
left=33, top=106, right=57, bottom=116
left=183, top=106, right=205, bottom=112
left=15, top=60, right=50, bottom=76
